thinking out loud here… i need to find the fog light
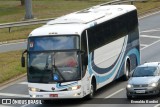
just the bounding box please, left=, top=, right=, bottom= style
left=31, top=95, right=36, bottom=98
left=74, top=92, right=81, bottom=96
left=68, top=85, right=81, bottom=91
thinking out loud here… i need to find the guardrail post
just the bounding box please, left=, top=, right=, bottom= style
left=9, top=27, right=11, bottom=33
left=131, top=0, right=134, bottom=5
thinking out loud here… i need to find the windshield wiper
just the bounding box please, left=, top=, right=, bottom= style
left=53, top=56, right=66, bottom=82
left=45, top=55, right=50, bottom=69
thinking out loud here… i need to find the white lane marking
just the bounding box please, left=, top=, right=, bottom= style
left=154, top=104, right=160, bottom=107
left=0, top=106, right=14, bottom=107
left=104, top=88, right=125, bottom=99
left=18, top=82, right=28, bottom=85
left=139, top=11, right=160, bottom=51
left=140, top=29, right=160, bottom=33
left=141, top=39, right=160, bottom=50
left=141, top=35, right=160, bottom=39
left=139, top=10, right=160, bottom=19
left=140, top=44, right=149, bottom=47
left=0, top=93, right=29, bottom=98
left=20, top=104, right=30, bottom=107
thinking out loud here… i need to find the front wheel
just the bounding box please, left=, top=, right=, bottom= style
left=87, top=81, right=95, bottom=99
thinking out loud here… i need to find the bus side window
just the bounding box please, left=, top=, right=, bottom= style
left=126, top=10, right=139, bottom=43
left=81, top=32, right=87, bottom=54
left=81, top=31, right=88, bottom=77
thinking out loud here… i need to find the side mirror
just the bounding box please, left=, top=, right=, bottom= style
left=21, top=56, right=25, bottom=67
left=21, top=49, right=27, bottom=67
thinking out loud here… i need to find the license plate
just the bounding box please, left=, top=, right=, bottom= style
left=136, top=90, right=145, bottom=93
left=50, top=94, right=58, bottom=97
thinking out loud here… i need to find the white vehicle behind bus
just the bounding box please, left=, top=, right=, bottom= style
left=21, top=4, right=140, bottom=100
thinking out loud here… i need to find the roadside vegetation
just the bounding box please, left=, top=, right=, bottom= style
left=0, top=50, right=26, bottom=84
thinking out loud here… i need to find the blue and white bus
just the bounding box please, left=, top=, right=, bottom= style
left=21, top=5, right=140, bottom=100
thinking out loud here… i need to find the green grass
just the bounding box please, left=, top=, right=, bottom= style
left=0, top=0, right=110, bottom=23
left=0, top=0, right=159, bottom=23
left=0, top=50, right=26, bottom=84
left=134, top=0, right=160, bottom=14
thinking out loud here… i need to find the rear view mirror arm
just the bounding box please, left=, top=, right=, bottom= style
left=21, top=49, right=27, bottom=67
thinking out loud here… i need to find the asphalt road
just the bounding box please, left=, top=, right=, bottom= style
left=0, top=42, right=27, bottom=53
left=0, top=11, right=160, bottom=107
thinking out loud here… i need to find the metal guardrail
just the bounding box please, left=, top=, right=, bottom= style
left=0, top=18, right=54, bottom=32
left=0, top=0, right=148, bottom=32
left=100, top=0, right=148, bottom=5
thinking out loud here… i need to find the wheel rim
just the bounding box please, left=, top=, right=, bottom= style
left=90, top=84, right=94, bottom=97
left=126, top=65, right=129, bottom=77
left=126, top=63, right=129, bottom=77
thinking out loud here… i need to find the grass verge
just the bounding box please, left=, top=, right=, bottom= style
left=0, top=50, right=26, bottom=84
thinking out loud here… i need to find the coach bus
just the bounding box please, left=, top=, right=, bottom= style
left=21, top=5, right=140, bottom=100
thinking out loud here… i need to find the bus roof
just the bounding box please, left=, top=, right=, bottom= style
left=29, top=5, right=136, bottom=37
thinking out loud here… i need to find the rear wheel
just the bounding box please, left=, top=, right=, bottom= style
left=123, top=61, right=130, bottom=81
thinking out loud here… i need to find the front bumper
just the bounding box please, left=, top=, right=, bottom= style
left=29, top=89, right=83, bottom=99
left=126, top=87, right=159, bottom=96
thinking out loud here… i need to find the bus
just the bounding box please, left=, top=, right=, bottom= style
left=21, top=5, right=140, bottom=100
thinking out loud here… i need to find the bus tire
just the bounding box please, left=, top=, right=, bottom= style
left=87, top=79, right=96, bottom=99
left=123, top=60, right=130, bottom=81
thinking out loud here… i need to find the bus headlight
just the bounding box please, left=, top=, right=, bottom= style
left=68, top=85, right=81, bottom=91
left=29, top=87, right=40, bottom=92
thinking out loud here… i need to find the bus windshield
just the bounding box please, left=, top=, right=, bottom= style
left=28, top=51, right=80, bottom=83
left=27, top=35, right=80, bottom=83
left=28, top=36, right=79, bottom=51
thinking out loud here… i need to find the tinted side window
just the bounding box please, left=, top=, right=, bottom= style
left=87, top=13, right=128, bottom=52
left=126, top=10, right=139, bottom=43
left=81, top=31, right=87, bottom=53
left=127, top=10, right=138, bottom=33
left=81, top=31, right=88, bottom=77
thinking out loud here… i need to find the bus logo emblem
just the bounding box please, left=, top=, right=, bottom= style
left=30, top=42, right=34, bottom=48
left=51, top=87, right=55, bottom=90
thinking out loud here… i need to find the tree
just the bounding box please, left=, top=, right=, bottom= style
left=20, top=0, right=25, bottom=6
